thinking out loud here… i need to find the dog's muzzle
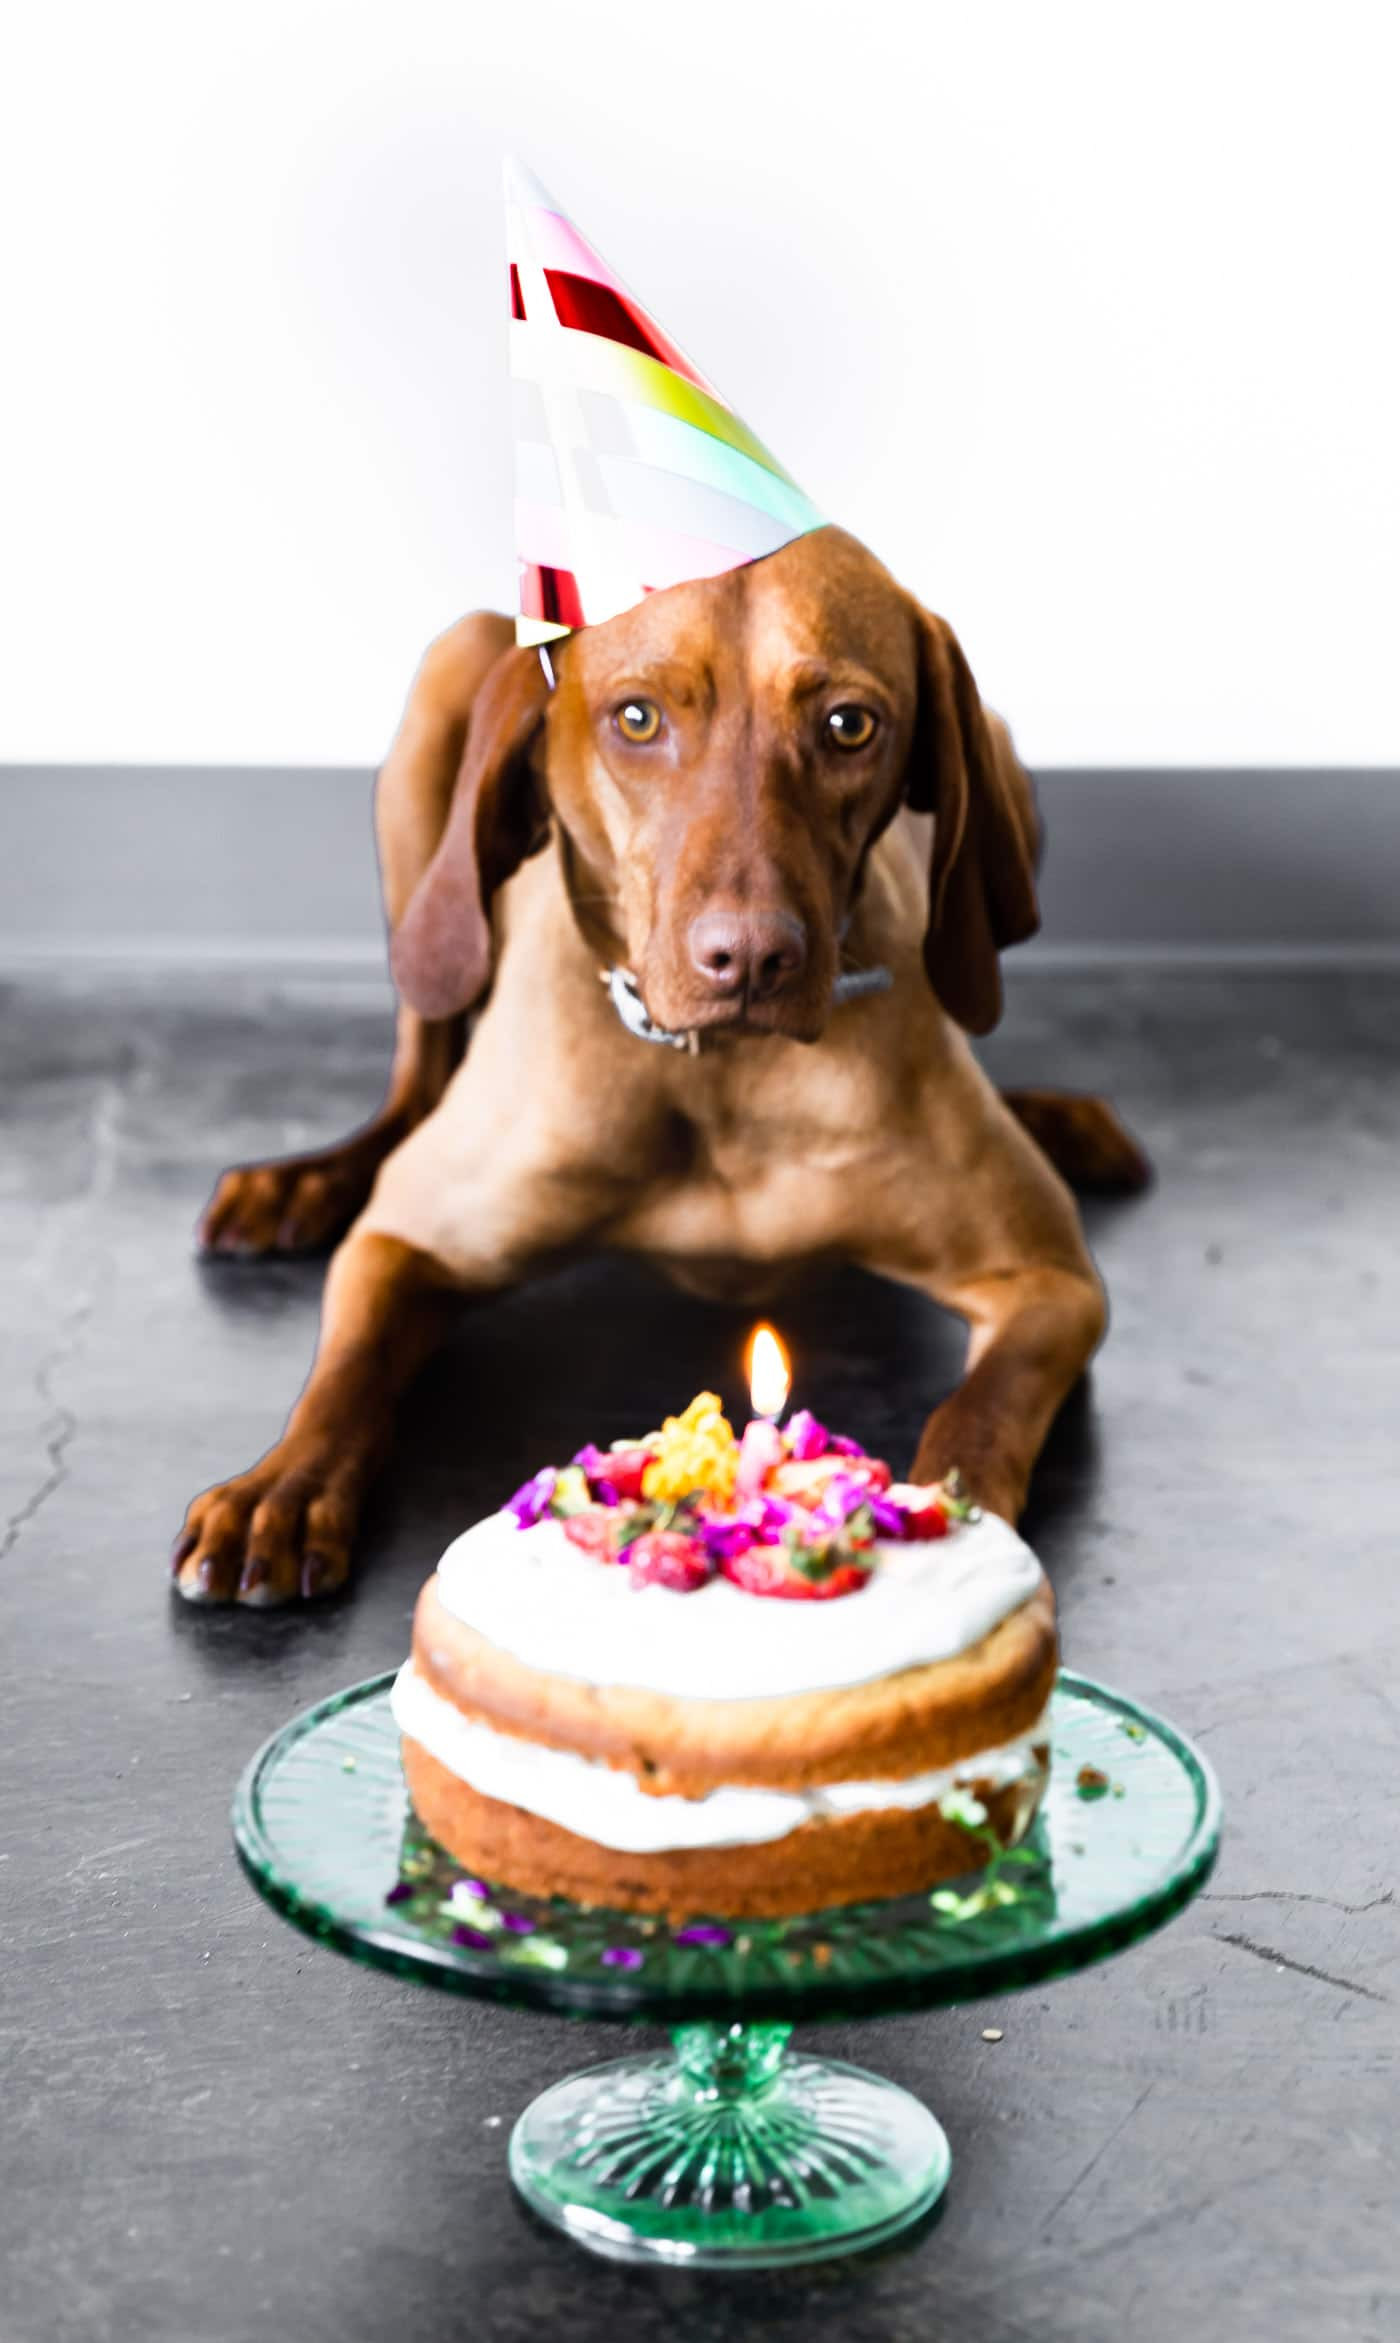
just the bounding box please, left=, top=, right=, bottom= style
left=601, top=964, right=892, bottom=1052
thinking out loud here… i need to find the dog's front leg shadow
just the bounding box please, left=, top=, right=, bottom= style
left=172, top=1231, right=454, bottom=1605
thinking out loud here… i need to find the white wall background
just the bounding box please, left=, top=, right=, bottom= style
left=2, top=0, right=1397, bottom=769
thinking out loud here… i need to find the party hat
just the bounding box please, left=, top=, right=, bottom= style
left=505, top=157, right=825, bottom=648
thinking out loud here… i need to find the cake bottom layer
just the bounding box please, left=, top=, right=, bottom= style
left=401, top=1733, right=1049, bottom=1921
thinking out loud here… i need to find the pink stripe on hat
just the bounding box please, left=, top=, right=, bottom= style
left=515, top=204, right=634, bottom=302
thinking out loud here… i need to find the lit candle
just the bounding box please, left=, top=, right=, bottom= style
left=736, top=1323, right=791, bottom=1494
left=746, top=1323, right=791, bottom=1422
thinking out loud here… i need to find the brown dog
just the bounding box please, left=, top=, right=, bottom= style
left=176, top=525, right=1146, bottom=1605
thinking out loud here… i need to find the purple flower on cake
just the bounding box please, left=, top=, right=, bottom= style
left=701, top=1516, right=756, bottom=1563
left=867, top=1490, right=910, bottom=1540
left=600, top=1945, right=644, bottom=1970
left=784, top=1409, right=829, bottom=1462
left=673, top=1923, right=731, bottom=1947
left=384, top=1880, right=415, bottom=1905
left=701, top=1493, right=795, bottom=1561
left=506, top=1467, right=556, bottom=1528
left=449, top=1877, right=491, bottom=1904
left=450, top=1923, right=494, bottom=1951
left=499, top=1911, right=536, bottom=1935
left=810, top=1474, right=871, bottom=1529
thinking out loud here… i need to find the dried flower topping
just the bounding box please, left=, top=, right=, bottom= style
left=783, top=1408, right=830, bottom=1463
left=641, top=1393, right=739, bottom=1505
left=450, top=1922, right=494, bottom=1950
left=506, top=1467, right=556, bottom=1529
left=502, top=1391, right=974, bottom=1602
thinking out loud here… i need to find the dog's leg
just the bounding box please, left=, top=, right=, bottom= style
left=905, top=1262, right=1107, bottom=1525
left=864, top=1096, right=1107, bottom=1525
left=172, top=1231, right=455, bottom=1604
left=173, top=981, right=655, bottom=1606
left=999, top=1088, right=1151, bottom=1195
left=198, top=612, right=514, bottom=1258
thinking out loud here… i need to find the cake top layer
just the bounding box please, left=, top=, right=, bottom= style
left=432, top=1508, right=1045, bottom=1701
left=434, top=1393, right=1043, bottom=1702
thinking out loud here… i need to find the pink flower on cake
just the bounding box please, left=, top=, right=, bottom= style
left=783, top=1408, right=829, bottom=1462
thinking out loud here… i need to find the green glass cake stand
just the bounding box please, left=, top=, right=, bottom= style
left=232, top=1669, right=1219, bottom=2269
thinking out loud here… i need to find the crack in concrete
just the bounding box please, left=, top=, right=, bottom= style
left=1, top=1074, right=123, bottom=1563
left=1213, top=1930, right=1391, bottom=2003
left=1202, top=1888, right=1395, bottom=1916
left=1040, top=2081, right=1156, bottom=2236
left=1038, top=2157, right=1299, bottom=2284
left=0, top=1306, right=90, bottom=1561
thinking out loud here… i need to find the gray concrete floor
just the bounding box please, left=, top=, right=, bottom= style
left=1, top=963, right=1396, bottom=2343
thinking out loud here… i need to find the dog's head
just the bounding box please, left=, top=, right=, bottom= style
left=393, top=526, right=1038, bottom=1039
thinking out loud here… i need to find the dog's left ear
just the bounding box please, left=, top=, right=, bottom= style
left=904, top=606, right=1040, bottom=1034
left=391, top=644, right=551, bottom=1019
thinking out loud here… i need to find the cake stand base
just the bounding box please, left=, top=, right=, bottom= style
left=508, top=2020, right=950, bottom=2267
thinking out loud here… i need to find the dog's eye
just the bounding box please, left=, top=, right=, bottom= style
left=614, top=698, right=662, bottom=745
left=827, top=705, right=878, bottom=752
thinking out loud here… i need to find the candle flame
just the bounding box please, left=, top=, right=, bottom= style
left=746, top=1323, right=791, bottom=1420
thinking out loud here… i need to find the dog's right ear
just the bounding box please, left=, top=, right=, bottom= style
left=391, top=645, right=551, bottom=1018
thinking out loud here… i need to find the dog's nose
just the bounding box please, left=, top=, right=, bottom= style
left=688, top=909, right=808, bottom=1002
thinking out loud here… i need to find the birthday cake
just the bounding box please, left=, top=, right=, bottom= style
left=391, top=1390, right=1056, bottom=1920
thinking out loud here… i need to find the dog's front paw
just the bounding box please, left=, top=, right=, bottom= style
left=910, top=1409, right=1028, bottom=1529
left=1002, top=1090, right=1152, bottom=1196
left=171, top=1444, right=360, bottom=1607
left=197, top=1137, right=388, bottom=1260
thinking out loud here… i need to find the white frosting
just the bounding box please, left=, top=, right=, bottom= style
left=431, top=1508, right=1043, bottom=1701
left=392, top=1661, right=1050, bottom=1854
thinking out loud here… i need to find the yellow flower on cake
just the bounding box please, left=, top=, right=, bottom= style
left=641, top=1393, right=739, bottom=1505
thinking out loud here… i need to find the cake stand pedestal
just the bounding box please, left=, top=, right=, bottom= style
left=232, top=1670, right=1219, bottom=2270
left=508, top=2018, right=949, bottom=2264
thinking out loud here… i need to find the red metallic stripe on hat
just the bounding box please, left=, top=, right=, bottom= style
left=543, top=270, right=709, bottom=391
left=519, top=561, right=585, bottom=629
left=509, top=263, right=527, bottom=322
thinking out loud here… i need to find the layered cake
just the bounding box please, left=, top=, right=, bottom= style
left=391, top=1394, right=1056, bottom=1920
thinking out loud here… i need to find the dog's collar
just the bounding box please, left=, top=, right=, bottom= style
left=600, top=963, right=893, bottom=1052
left=603, top=967, right=696, bottom=1051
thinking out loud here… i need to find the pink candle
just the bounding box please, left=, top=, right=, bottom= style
left=736, top=1417, right=785, bottom=1497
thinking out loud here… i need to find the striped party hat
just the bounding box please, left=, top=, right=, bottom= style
left=505, top=158, right=825, bottom=648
